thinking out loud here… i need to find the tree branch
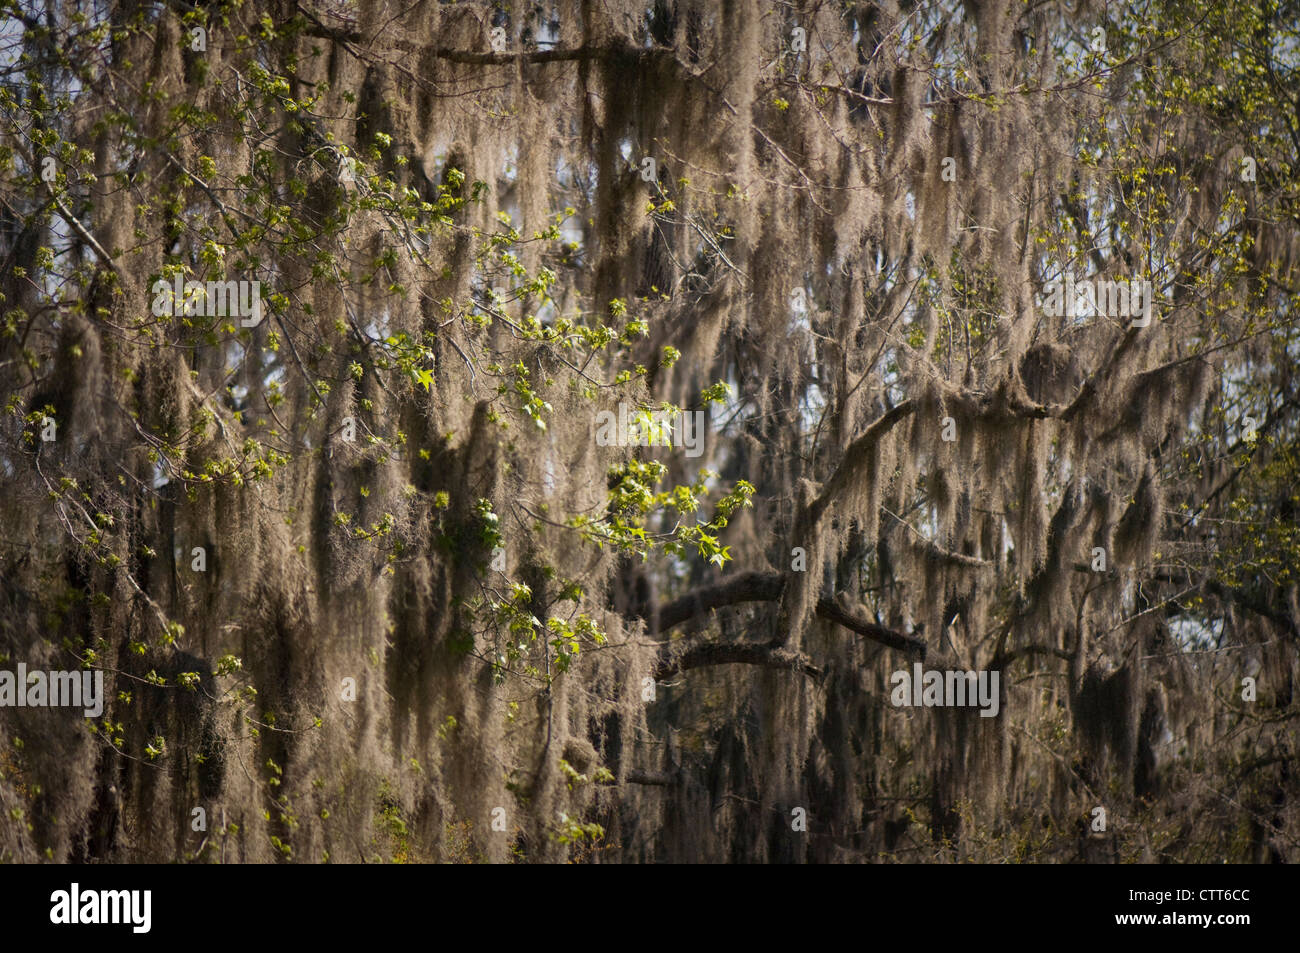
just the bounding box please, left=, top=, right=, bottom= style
left=804, top=400, right=915, bottom=527
left=294, top=7, right=654, bottom=67
left=654, top=570, right=783, bottom=633
left=653, top=639, right=823, bottom=681
left=623, top=770, right=680, bottom=787
left=652, top=570, right=926, bottom=659
left=812, top=596, right=928, bottom=658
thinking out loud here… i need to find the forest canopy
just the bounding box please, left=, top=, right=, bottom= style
left=0, top=0, right=1297, bottom=863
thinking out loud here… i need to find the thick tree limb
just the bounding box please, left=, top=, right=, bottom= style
left=305, top=31, right=615, bottom=63
left=804, top=400, right=915, bottom=528
left=623, top=770, right=680, bottom=787
left=655, top=570, right=784, bottom=633
left=653, top=640, right=824, bottom=681
left=812, top=596, right=928, bottom=658
left=801, top=381, right=1073, bottom=539
left=653, top=570, right=926, bottom=659
left=295, top=8, right=658, bottom=67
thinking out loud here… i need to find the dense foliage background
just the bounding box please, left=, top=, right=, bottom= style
left=1, top=0, right=1297, bottom=862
